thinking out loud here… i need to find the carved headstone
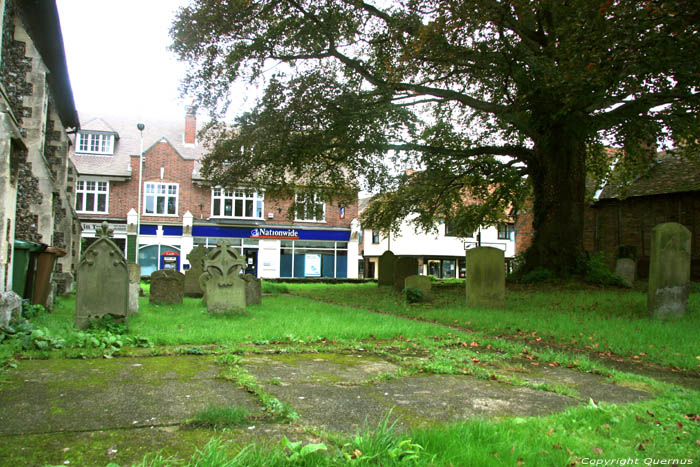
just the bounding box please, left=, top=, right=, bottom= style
left=465, top=247, right=505, bottom=309
left=404, top=275, right=432, bottom=301
left=0, top=291, right=22, bottom=327
left=127, top=263, right=141, bottom=315
left=648, top=222, right=691, bottom=318
left=150, top=269, right=185, bottom=305
left=184, top=245, right=208, bottom=298
left=394, top=257, right=419, bottom=292
left=75, top=222, right=129, bottom=329
left=614, top=258, right=636, bottom=288
left=377, top=250, right=396, bottom=286
left=199, top=242, right=247, bottom=313
left=243, top=274, right=262, bottom=306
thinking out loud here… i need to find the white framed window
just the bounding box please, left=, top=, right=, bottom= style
left=75, top=179, right=109, bottom=213
left=144, top=182, right=178, bottom=216
left=76, top=132, right=115, bottom=155
left=295, top=193, right=325, bottom=222
left=211, top=188, right=264, bottom=218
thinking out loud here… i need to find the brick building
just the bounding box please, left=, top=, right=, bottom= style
left=514, top=153, right=700, bottom=279
left=71, top=108, right=360, bottom=278
left=0, top=0, right=81, bottom=293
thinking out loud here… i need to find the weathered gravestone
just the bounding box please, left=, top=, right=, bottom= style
left=0, top=291, right=22, bottom=327
left=199, top=241, right=247, bottom=313
left=648, top=222, right=691, bottom=318
left=404, top=274, right=432, bottom=301
left=127, top=263, right=141, bottom=315
left=75, top=222, right=129, bottom=329
left=184, top=245, right=208, bottom=298
left=377, top=250, right=396, bottom=286
left=614, top=258, right=636, bottom=288
left=394, top=257, right=419, bottom=292
left=465, top=247, right=505, bottom=309
left=243, top=274, right=262, bottom=305
left=150, top=269, right=185, bottom=305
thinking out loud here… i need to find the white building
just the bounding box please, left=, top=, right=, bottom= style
left=360, top=211, right=515, bottom=279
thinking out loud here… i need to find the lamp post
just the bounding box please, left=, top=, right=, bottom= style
left=135, top=122, right=145, bottom=264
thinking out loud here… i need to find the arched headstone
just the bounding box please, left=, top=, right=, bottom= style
left=394, top=257, right=418, bottom=292
left=75, top=222, right=129, bottom=329
left=465, top=247, right=505, bottom=309
left=648, top=222, right=691, bottom=318
left=377, top=250, right=396, bottom=286
left=184, top=245, right=208, bottom=297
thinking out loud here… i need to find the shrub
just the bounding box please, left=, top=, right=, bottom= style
left=21, top=302, right=44, bottom=320
left=576, top=253, right=623, bottom=286
left=404, top=287, right=424, bottom=303
left=519, top=267, right=554, bottom=284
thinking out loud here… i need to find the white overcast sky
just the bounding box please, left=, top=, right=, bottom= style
left=56, top=0, right=257, bottom=123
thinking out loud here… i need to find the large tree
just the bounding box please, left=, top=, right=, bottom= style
left=171, top=0, right=700, bottom=275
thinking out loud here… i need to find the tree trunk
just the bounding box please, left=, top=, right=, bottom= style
left=523, top=122, right=587, bottom=275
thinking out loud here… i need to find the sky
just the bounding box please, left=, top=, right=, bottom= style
left=56, top=0, right=253, bottom=123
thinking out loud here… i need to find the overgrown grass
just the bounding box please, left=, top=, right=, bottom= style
left=285, top=282, right=700, bottom=370
left=186, top=405, right=251, bottom=428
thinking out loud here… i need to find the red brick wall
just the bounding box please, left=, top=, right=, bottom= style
left=81, top=140, right=357, bottom=228
left=513, top=192, right=700, bottom=279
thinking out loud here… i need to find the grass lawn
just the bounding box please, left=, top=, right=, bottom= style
left=1, top=281, right=699, bottom=466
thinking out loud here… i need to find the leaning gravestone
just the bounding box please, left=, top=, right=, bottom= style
left=184, top=245, right=208, bottom=298
left=404, top=274, right=432, bottom=301
left=378, top=250, right=397, bottom=286
left=465, top=247, right=505, bottom=309
left=243, top=274, right=262, bottom=306
left=648, top=222, right=691, bottom=318
left=150, top=269, right=185, bottom=305
left=127, top=263, right=141, bottom=315
left=614, top=258, right=636, bottom=288
left=199, top=241, right=247, bottom=313
left=75, top=222, right=129, bottom=329
left=394, top=257, right=419, bottom=292
left=0, top=291, right=22, bottom=327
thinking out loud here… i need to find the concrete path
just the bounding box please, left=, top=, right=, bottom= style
left=0, top=353, right=651, bottom=466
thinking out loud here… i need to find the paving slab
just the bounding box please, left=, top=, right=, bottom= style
left=0, top=356, right=261, bottom=436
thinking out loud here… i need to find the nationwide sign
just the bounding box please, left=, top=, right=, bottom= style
left=250, top=228, right=300, bottom=239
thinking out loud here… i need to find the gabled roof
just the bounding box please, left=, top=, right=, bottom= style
left=599, top=153, right=700, bottom=200
left=71, top=112, right=207, bottom=178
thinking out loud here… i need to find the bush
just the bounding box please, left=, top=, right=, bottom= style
left=576, top=253, right=623, bottom=286
left=519, top=267, right=555, bottom=284
left=404, top=287, right=424, bottom=303
left=21, top=302, right=44, bottom=320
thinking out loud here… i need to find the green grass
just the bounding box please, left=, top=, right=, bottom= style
left=285, top=282, right=700, bottom=370
left=3, top=282, right=700, bottom=466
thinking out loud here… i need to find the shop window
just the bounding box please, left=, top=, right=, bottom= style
left=144, top=182, right=178, bottom=216
left=76, top=179, right=109, bottom=213
left=211, top=188, right=264, bottom=218
left=295, top=193, right=325, bottom=222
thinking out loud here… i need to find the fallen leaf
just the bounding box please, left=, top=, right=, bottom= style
left=637, top=442, right=645, bottom=451
left=470, top=341, right=479, bottom=347
left=593, top=447, right=603, bottom=455
left=472, top=358, right=480, bottom=363
left=546, top=428, right=554, bottom=436
left=684, top=414, right=700, bottom=422
left=553, top=444, right=562, bottom=450
left=646, top=410, right=655, bottom=417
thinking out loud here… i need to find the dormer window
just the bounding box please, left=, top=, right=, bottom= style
left=76, top=132, right=115, bottom=155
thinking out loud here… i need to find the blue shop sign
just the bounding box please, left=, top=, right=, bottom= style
left=139, top=225, right=183, bottom=236
left=192, top=225, right=350, bottom=241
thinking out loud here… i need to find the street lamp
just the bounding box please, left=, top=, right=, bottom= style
left=135, top=122, right=145, bottom=264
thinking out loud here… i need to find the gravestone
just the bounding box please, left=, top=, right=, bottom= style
left=394, top=257, right=419, bottom=292
left=199, top=241, right=247, bottom=313
left=465, top=247, right=505, bottom=309
left=377, top=250, right=396, bottom=286
left=75, top=222, right=129, bottom=329
left=614, top=258, right=636, bottom=288
left=0, top=291, right=22, bottom=327
left=127, top=263, right=141, bottom=315
left=404, top=274, right=432, bottom=301
left=184, top=245, right=208, bottom=298
left=149, top=269, right=185, bottom=305
left=648, top=222, right=691, bottom=318
left=243, top=274, right=262, bottom=306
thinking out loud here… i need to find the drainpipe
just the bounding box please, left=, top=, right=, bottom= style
left=135, top=122, right=145, bottom=263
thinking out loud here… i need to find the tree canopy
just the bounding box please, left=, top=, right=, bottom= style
left=171, top=0, right=700, bottom=274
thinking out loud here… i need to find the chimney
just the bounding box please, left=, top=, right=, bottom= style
left=184, top=104, right=196, bottom=145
